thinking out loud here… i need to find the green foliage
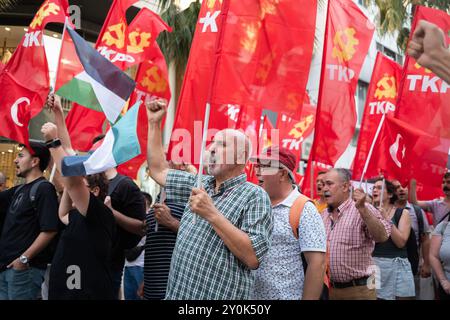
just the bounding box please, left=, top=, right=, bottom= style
left=156, top=0, right=201, bottom=73
left=363, top=0, right=449, bottom=51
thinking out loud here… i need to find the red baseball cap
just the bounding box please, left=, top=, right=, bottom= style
left=256, top=146, right=298, bottom=182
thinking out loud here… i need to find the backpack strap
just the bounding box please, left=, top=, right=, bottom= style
left=29, top=179, right=47, bottom=210
left=289, top=194, right=313, bottom=239
left=108, top=174, right=127, bottom=196
left=12, top=180, right=47, bottom=211
left=394, top=207, right=406, bottom=226
left=412, top=204, right=424, bottom=238
left=288, top=193, right=331, bottom=293
left=438, top=211, right=450, bottom=225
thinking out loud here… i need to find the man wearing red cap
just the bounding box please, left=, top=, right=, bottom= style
left=252, top=146, right=327, bottom=300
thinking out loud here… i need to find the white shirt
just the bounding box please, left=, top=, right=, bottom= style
left=252, top=188, right=327, bottom=300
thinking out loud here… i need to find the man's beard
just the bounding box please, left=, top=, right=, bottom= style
left=16, top=167, right=32, bottom=178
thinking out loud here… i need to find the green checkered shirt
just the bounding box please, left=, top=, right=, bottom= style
left=164, top=169, right=273, bottom=300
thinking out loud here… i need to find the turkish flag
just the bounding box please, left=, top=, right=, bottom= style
left=352, top=53, right=402, bottom=181
left=397, top=6, right=449, bottom=139
left=118, top=45, right=171, bottom=179
left=96, top=0, right=171, bottom=70
left=302, top=0, right=374, bottom=197
left=65, top=103, right=106, bottom=152
left=0, top=0, right=69, bottom=146
left=168, top=0, right=317, bottom=165
left=367, top=116, right=448, bottom=199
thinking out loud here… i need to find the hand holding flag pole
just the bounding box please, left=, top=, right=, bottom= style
left=359, top=113, right=386, bottom=187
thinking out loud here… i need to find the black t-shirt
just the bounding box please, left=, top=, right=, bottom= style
left=49, top=193, right=117, bottom=300
left=109, top=174, right=145, bottom=270
left=0, top=177, right=59, bottom=270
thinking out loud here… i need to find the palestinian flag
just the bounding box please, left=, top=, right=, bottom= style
left=61, top=101, right=142, bottom=176
left=55, top=24, right=135, bottom=124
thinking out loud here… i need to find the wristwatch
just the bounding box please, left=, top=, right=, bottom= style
left=45, top=138, right=62, bottom=149
left=19, top=255, right=29, bottom=265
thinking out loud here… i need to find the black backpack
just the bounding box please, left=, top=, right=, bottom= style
left=394, top=208, right=420, bottom=275
left=411, top=204, right=425, bottom=245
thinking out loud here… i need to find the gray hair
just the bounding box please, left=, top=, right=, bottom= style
left=331, top=168, right=352, bottom=184
left=220, top=129, right=253, bottom=164
left=0, top=172, right=5, bottom=184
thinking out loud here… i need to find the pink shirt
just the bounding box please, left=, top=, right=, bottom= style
left=322, top=198, right=391, bottom=283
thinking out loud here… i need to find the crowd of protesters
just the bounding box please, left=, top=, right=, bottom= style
left=0, top=19, right=449, bottom=301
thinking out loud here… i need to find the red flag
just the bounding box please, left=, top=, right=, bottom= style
left=208, top=0, right=317, bottom=116
left=168, top=0, right=317, bottom=165
left=118, top=46, right=171, bottom=179
left=277, top=104, right=316, bottom=156
left=367, top=116, right=449, bottom=199
left=235, top=105, right=262, bottom=159
left=302, top=0, right=374, bottom=196
left=0, top=0, right=68, bottom=146
left=396, top=6, right=450, bottom=139
left=260, top=115, right=277, bottom=151
left=65, top=104, right=106, bottom=152
left=352, top=53, right=402, bottom=181
left=96, top=0, right=171, bottom=70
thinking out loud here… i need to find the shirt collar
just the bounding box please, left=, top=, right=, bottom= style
left=206, top=173, right=247, bottom=195
left=327, top=197, right=353, bottom=215
left=276, top=188, right=301, bottom=208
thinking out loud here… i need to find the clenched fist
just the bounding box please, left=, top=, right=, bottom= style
left=189, top=188, right=218, bottom=221
left=145, top=98, right=167, bottom=124
left=41, top=122, right=58, bottom=141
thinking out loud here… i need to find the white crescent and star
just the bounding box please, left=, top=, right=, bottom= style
left=389, top=133, right=406, bottom=168
left=10, top=97, right=30, bottom=127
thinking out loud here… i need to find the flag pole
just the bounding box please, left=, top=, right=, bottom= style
left=51, top=17, right=69, bottom=95
left=359, top=113, right=386, bottom=186
left=305, top=0, right=330, bottom=200
left=310, top=161, right=314, bottom=199
left=49, top=163, right=57, bottom=183
left=379, top=177, right=385, bottom=210
left=194, top=0, right=231, bottom=224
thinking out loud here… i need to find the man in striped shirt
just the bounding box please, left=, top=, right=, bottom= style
left=322, top=168, right=391, bottom=300
left=145, top=99, right=273, bottom=299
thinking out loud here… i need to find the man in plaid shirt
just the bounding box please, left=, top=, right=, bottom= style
left=322, top=168, right=391, bottom=300
left=145, top=99, right=273, bottom=299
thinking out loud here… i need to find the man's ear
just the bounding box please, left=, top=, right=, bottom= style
left=92, top=186, right=100, bottom=197
left=342, top=181, right=351, bottom=193
left=31, top=157, right=40, bottom=169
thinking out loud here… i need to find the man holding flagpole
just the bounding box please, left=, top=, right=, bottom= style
left=145, top=99, right=273, bottom=300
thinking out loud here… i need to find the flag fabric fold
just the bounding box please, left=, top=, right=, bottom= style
left=352, top=53, right=402, bottom=181
left=0, top=0, right=69, bottom=147
left=302, top=0, right=375, bottom=196
left=62, top=101, right=142, bottom=177
left=56, top=25, right=135, bottom=124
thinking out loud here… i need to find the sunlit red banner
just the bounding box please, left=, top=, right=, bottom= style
left=303, top=0, right=375, bottom=197
left=352, top=53, right=402, bottom=181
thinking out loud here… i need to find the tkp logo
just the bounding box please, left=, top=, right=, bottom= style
left=389, top=133, right=406, bottom=168
left=29, top=0, right=60, bottom=30
left=374, top=74, right=397, bottom=100
left=288, top=115, right=314, bottom=139
left=102, top=21, right=152, bottom=54
left=140, top=66, right=167, bottom=93
left=332, top=28, right=359, bottom=63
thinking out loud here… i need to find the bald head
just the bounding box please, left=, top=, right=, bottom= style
left=217, top=129, right=253, bottom=164
left=207, top=129, right=253, bottom=180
